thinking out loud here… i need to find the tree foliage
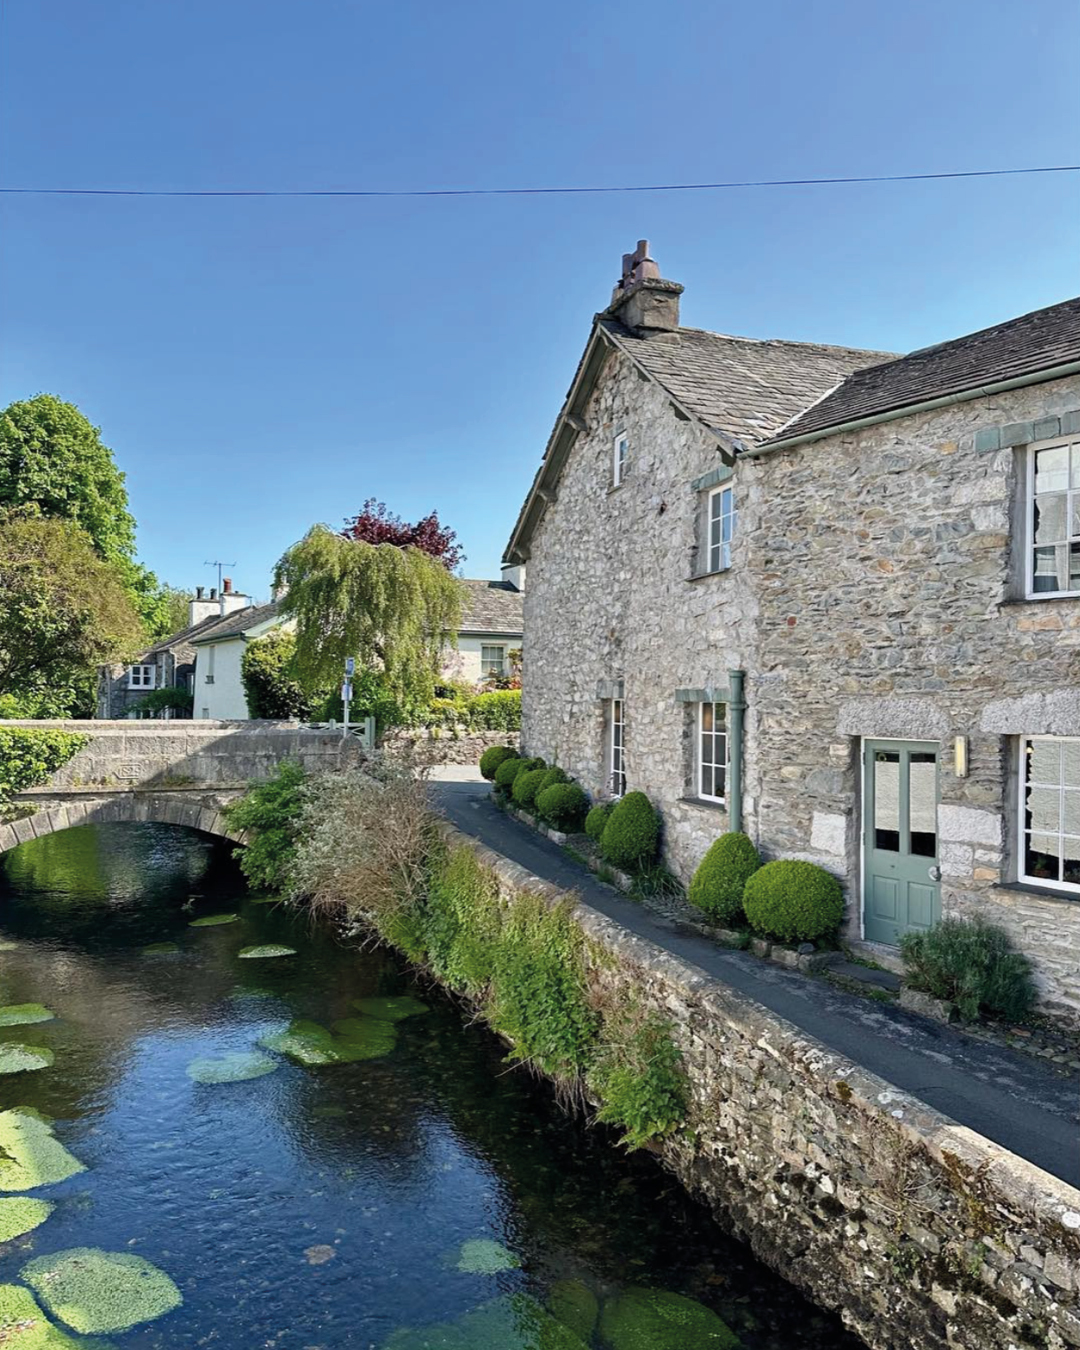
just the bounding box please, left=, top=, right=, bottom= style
left=273, top=525, right=464, bottom=713
left=341, top=498, right=463, bottom=570
left=0, top=514, right=145, bottom=702
left=223, top=760, right=307, bottom=892
left=0, top=728, right=90, bottom=811
left=241, top=631, right=315, bottom=720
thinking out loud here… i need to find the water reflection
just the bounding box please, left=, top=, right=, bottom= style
left=0, top=824, right=862, bottom=1349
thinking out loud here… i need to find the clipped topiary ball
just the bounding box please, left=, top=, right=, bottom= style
left=512, top=767, right=548, bottom=808
left=585, top=803, right=613, bottom=841
left=688, top=832, right=761, bottom=924
left=536, top=782, right=588, bottom=830
left=600, top=792, right=660, bottom=870
left=480, top=745, right=519, bottom=781
left=519, top=756, right=547, bottom=773
left=538, top=765, right=570, bottom=792
left=494, top=757, right=528, bottom=793
left=742, top=860, right=844, bottom=943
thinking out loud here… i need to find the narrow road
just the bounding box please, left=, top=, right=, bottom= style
left=433, top=776, right=1080, bottom=1189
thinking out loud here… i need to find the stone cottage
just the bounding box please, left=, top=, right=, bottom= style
left=505, top=241, right=1080, bottom=1021
left=441, top=575, right=524, bottom=686
left=96, top=580, right=254, bottom=718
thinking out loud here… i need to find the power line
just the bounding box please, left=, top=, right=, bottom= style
left=0, top=164, right=1077, bottom=200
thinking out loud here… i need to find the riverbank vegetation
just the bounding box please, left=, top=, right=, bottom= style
left=0, top=727, right=90, bottom=817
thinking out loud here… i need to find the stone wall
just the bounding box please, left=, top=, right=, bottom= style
left=379, top=727, right=519, bottom=766
left=445, top=824, right=1080, bottom=1350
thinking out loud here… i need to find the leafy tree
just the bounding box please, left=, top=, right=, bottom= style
left=273, top=525, right=463, bottom=714
left=223, top=760, right=307, bottom=892
left=0, top=514, right=145, bottom=703
left=241, top=631, right=316, bottom=720
left=341, top=498, right=463, bottom=571
left=0, top=395, right=136, bottom=564
left=137, top=580, right=191, bottom=641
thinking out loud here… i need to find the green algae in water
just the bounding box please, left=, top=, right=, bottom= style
left=352, top=995, right=429, bottom=1022
left=260, top=1017, right=396, bottom=1066
left=0, top=1004, right=55, bottom=1027
left=189, top=913, right=238, bottom=927
left=384, top=1294, right=589, bottom=1350
left=0, top=1195, right=54, bottom=1241
left=0, top=1109, right=85, bottom=1191
left=141, top=942, right=180, bottom=956
left=453, top=1238, right=521, bottom=1274
left=598, top=1287, right=741, bottom=1350
left=0, top=940, right=18, bottom=952
left=237, top=944, right=296, bottom=959
left=21, top=1248, right=183, bottom=1335
left=0, top=1282, right=80, bottom=1347
left=186, top=1051, right=278, bottom=1084
left=548, top=1281, right=599, bottom=1342
left=0, top=1044, right=54, bottom=1075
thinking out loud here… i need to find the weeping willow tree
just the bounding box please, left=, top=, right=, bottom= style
left=273, top=526, right=464, bottom=715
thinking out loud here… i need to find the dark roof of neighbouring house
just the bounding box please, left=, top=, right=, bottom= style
left=765, top=295, right=1080, bottom=446
left=189, top=601, right=282, bottom=644
left=137, top=610, right=242, bottom=660
left=459, top=579, right=524, bottom=635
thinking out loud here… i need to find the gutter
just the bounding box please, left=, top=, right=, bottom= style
left=727, top=669, right=746, bottom=834
left=748, top=360, right=1080, bottom=456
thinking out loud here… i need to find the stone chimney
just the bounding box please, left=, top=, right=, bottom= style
left=501, top=562, right=525, bottom=592
left=606, top=240, right=682, bottom=334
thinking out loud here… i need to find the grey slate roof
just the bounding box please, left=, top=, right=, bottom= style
left=766, top=295, right=1080, bottom=445
left=190, top=601, right=281, bottom=644
left=601, top=318, right=895, bottom=445
left=139, top=611, right=239, bottom=659
left=459, top=579, right=523, bottom=635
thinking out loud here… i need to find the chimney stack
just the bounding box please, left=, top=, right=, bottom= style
left=195, top=586, right=204, bottom=600
left=223, top=577, right=233, bottom=594
left=606, top=240, right=682, bottom=334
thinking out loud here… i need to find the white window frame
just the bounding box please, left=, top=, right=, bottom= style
left=1024, top=436, right=1080, bottom=599
left=707, top=484, right=736, bottom=573
left=609, top=698, right=626, bottom=797
left=128, top=664, right=155, bottom=690
left=481, top=644, right=507, bottom=678
left=1018, top=735, right=1080, bottom=894
left=613, top=432, right=629, bottom=488
left=697, top=701, right=728, bottom=803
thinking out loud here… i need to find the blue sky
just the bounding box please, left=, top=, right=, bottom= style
left=2, top=0, right=1077, bottom=597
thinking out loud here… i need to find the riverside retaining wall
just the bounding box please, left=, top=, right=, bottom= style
left=438, top=822, right=1080, bottom=1350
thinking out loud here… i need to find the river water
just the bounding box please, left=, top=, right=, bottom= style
left=0, top=823, right=862, bottom=1349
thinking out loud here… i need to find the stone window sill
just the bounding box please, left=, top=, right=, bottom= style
left=607, top=482, right=626, bottom=496
left=991, top=880, right=1080, bottom=906
left=685, top=567, right=732, bottom=584
left=998, top=595, right=1080, bottom=608
left=678, top=796, right=728, bottom=814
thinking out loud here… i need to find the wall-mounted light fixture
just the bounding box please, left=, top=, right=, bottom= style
left=954, top=735, right=969, bottom=778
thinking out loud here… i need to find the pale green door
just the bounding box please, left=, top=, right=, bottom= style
left=863, top=740, right=941, bottom=946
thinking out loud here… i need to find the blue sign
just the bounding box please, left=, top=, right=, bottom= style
left=344, top=657, right=356, bottom=677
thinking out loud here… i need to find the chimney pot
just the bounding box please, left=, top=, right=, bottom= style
left=210, top=587, right=217, bottom=600
left=223, top=577, right=232, bottom=593
left=195, top=586, right=204, bottom=600
left=607, top=239, right=682, bottom=333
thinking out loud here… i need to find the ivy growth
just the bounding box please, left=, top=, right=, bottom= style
left=588, top=1005, right=687, bottom=1150
left=0, top=728, right=89, bottom=814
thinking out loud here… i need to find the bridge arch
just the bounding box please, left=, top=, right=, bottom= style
left=0, top=794, right=248, bottom=857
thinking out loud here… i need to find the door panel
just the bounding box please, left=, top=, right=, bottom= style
left=864, top=741, right=941, bottom=945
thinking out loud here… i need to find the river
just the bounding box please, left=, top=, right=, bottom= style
left=0, top=822, right=862, bottom=1349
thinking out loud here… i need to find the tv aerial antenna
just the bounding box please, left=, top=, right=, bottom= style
left=204, top=560, right=237, bottom=594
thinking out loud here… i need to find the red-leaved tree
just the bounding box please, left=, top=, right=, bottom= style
left=341, top=499, right=463, bottom=571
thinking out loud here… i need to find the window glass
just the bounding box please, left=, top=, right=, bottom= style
left=1022, top=736, right=1080, bottom=889
left=481, top=645, right=506, bottom=677
left=613, top=434, right=628, bottom=487
left=873, top=751, right=901, bottom=852
left=707, top=486, right=736, bottom=573
left=610, top=699, right=626, bottom=796
left=1030, top=441, right=1080, bottom=595
left=699, top=702, right=727, bottom=800
left=908, top=752, right=937, bottom=858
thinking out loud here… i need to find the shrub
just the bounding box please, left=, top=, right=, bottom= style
left=241, top=631, right=317, bottom=721
left=494, top=757, right=528, bottom=793
left=424, top=843, right=503, bottom=994
left=0, top=728, right=89, bottom=811
left=512, top=767, right=548, bottom=808
left=468, top=689, right=522, bottom=731
left=536, top=782, right=588, bottom=831
left=585, top=803, right=612, bottom=841
left=900, top=917, right=1036, bottom=1023
left=589, top=1007, right=687, bottom=1151
left=223, top=760, right=307, bottom=892
left=538, top=765, right=569, bottom=792
left=600, top=792, right=660, bottom=871
left=132, top=686, right=194, bottom=718
left=688, top=832, right=761, bottom=924
left=479, top=745, right=518, bottom=780
left=742, top=860, right=843, bottom=943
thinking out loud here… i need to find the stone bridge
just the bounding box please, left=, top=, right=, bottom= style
left=0, top=720, right=364, bottom=856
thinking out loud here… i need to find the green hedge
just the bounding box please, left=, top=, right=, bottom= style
left=536, top=782, right=588, bottom=831
left=600, top=792, right=660, bottom=871
left=512, top=767, right=548, bottom=808
left=688, top=832, right=761, bottom=924
left=538, top=765, right=569, bottom=792
left=465, top=689, right=522, bottom=731
left=479, top=745, right=518, bottom=780
left=494, top=757, right=528, bottom=792
left=585, top=803, right=612, bottom=841
left=0, top=728, right=90, bottom=807
left=742, top=860, right=843, bottom=943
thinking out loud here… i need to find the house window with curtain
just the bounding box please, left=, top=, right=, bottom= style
left=481, top=645, right=507, bottom=678
left=698, top=701, right=728, bottom=802
left=1020, top=736, right=1080, bottom=892
left=1027, top=436, right=1080, bottom=597
left=707, top=485, right=736, bottom=573
left=128, top=664, right=155, bottom=690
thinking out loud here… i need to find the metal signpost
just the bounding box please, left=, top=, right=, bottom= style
left=341, top=657, right=356, bottom=740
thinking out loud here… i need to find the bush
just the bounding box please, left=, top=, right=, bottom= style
left=467, top=689, right=522, bottom=731
left=589, top=1008, right=687, bottom=1151
left=223, top=760, right=307, bottom=892
left=512, top=767, right=548, bottom=808
left=132, top=686, right=194, bottom=719
left=479, top=745, right=518, bottom=781
left=585, top=803, right=612, bottom=841
left=494, top=757, right=528, bottom=793
left=538, top=765, right=569, bottom=792
left=742, top=860, right=843, bottom=943
left=241, top=631, right=317, bottom=721
left=600, top=792, right=660, bottom=871
left=688, top=832, right=761, bottom=924
left=900, top=917, right=1036, bottom=1023
left=0, top=728, right=89, bottom=810
left=536, top=782, right=588, bottom=831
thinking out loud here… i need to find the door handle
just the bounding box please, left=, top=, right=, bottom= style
left=928, top=865, right=941, bottom=882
